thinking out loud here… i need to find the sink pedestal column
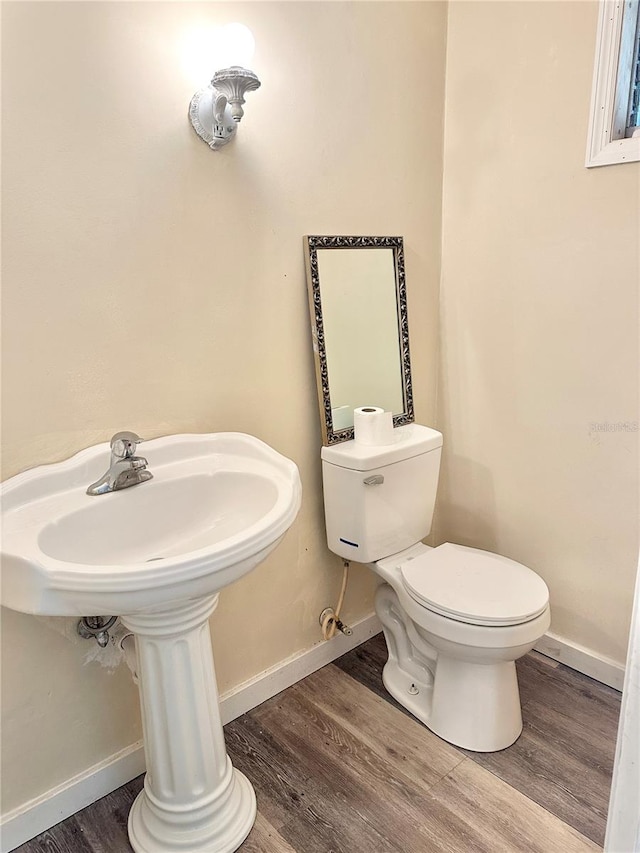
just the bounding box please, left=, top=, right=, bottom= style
left=121, top=596, right=256, bottom=853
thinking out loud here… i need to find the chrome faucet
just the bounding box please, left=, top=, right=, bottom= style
left=86, top=431, right=153, bottom=496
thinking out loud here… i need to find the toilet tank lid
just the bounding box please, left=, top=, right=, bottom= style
left=321, top=424, right=443, bottom=471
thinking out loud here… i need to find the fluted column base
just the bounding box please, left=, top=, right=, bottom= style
left=121, top=597, right=256, bottom=853
left=127, top=765, right=256, bottom=853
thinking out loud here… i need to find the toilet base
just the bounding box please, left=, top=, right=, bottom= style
left=375, top=581, right=529, bottom=752
left=428, top=655, right=523, bottom=751
left=381, top=648, right=523, bottom=752
left=382, top=644, right=522, bottom=752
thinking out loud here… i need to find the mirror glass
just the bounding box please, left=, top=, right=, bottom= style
left=304, top=235, right=414, bottom=445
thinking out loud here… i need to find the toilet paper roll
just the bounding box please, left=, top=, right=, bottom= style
left=353, top=406, right=395, bottom=446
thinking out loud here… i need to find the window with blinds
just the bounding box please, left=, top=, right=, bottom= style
left=613, top=0, right=640, bottom=138
left=586, top=0, right=640, bottom=166
left=626, top=12, right=640, bottom=132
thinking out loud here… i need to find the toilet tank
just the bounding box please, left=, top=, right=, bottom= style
left=321, top=424, right=443, bottom=563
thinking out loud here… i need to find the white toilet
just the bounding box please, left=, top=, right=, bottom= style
left=321, top=423, right=550, bottom=752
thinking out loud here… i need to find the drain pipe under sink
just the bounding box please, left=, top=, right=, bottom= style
left=109, top=621, right=139, bottom=683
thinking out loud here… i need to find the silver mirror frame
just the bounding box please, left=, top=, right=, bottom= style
left=304, top=235, right=414, bottom=446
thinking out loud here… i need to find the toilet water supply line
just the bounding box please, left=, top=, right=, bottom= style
left=320, top=560, right=353, bottom=640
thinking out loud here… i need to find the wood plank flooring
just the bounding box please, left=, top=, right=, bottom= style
left=14, top=633, right=621, bottom=853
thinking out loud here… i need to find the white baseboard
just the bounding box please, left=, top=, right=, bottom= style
left=220, top=612, right=381, bottom=725
left=0, top=741, right=146, bottom=853
left=535, top=631, right=625, bottom=691
left=0, top=613, right=381, bottom=853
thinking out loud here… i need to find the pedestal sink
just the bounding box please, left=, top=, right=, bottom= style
left=1, top=433, right=302, bottom=853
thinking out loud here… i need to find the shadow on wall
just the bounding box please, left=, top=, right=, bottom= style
left=432, top=455, right=498, bottom=553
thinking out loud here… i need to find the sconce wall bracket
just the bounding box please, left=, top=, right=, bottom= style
left=189, top=86, right=235, bottom=149
left=189, top=67, right=261, bottom=150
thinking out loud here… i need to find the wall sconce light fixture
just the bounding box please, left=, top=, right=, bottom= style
left=189, top=24, right=261, bottom=150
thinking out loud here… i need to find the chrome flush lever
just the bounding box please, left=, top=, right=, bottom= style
left=363, top=474, right=384, bottom=486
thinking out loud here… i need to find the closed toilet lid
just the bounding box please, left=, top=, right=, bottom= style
left=400, top=543, right=549, bottom=626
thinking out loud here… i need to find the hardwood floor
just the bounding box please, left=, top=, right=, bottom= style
left=14, top=634, right=621, bottom=853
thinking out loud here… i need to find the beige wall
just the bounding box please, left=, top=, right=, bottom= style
left=437, top=1, right=639, bottom=665
left=1, top=2, right=446, bottom=813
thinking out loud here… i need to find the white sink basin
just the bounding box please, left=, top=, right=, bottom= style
left=1, top=431, right=302, bottom=853
left=1, top=432, right=302, bottom=615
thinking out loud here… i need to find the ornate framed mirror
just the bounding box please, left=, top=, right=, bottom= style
left=304, top=235, right=414, bottom=445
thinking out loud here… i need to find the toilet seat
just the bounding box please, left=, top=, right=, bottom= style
left=400, top=543, right=549, bottom=627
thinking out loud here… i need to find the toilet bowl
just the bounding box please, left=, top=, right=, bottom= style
left=321, top=423, right=551, bottom=752
left=372, top=542, right=550, bottom=751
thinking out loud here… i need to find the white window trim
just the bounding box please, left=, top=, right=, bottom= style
left=586, top=0, right=640, bottom=167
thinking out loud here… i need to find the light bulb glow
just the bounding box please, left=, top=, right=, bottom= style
left=180, top=26, right=219, bottom=87
left=181, top=23, right=256, bottom=88
left=213, top=23, right=255, bottom=70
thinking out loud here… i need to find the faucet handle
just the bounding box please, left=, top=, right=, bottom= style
left=110, top=431, right=144, bottom=459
